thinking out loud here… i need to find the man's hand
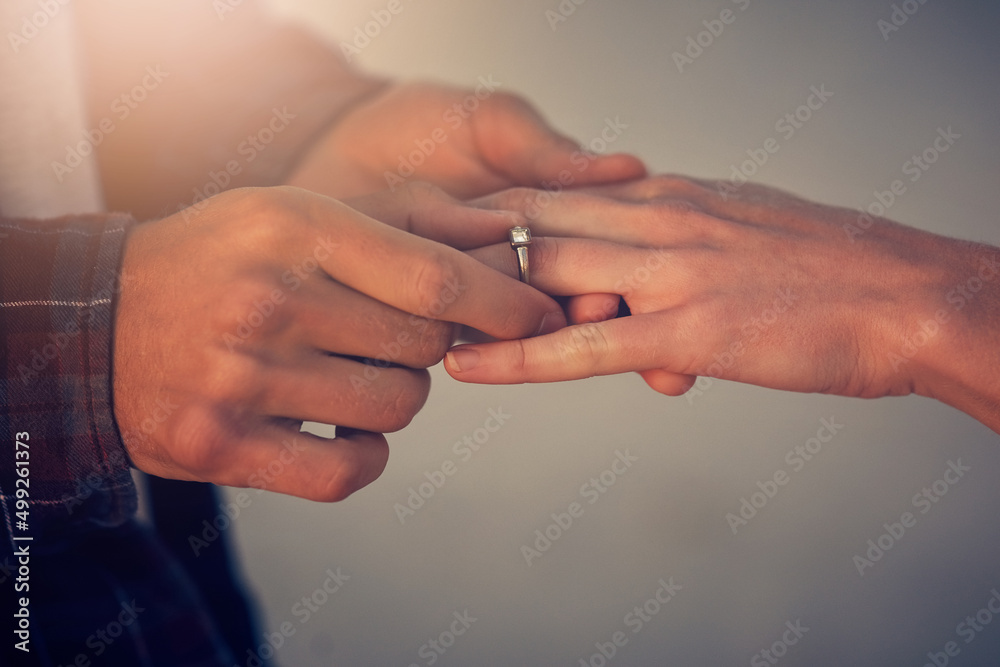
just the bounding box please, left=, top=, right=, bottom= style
left=284, top=81, right=647, bottom=200
left=113, top=184, right=566, bottom=501
left=445, top=175, right=1000, bottom=433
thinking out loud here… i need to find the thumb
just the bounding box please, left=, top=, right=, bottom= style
left=479, top=94, right=648, bottom=187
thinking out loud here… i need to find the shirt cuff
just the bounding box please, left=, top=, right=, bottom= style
left=1, top=213, right=138, bottom=550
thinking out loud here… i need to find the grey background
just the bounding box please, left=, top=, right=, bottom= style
left=226, top=1, right=1000, bottom=665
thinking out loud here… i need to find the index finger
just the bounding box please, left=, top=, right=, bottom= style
left=304, top=193, right=567, bottom=340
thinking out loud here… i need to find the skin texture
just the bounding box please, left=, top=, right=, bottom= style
left=110, top=80, right=647, bottom=503
left=445, top=175, right=1000, bottom=434
left=284, top=81, right=648, bottom=200
left=113, top=184, right=566, bottom=502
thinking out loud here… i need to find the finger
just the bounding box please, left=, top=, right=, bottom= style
left=345, top=182, right=525, bottom=249
left=469, top=188, right=709, bottom=249
left=479, top=94, right=647, bottom=187
left=303, top=195, right=568, bottom=340
left=444, top=314, right=678, bottom=384
left=260, top=354, right=431, bottom=433
left=293, top=278, right=456, bottom=368
left=564, top=153, right=649, bottom=188
left=566, top=293, right=621, bottom=324
left=227, top=425, right=390, bottom=502
left=637, top=369, right=698, bottom=396
left=578, top=173, right=719, bottom=203
left=465, top=237, right=682, bottom=304
left=583, top=174, right=822, bottom=234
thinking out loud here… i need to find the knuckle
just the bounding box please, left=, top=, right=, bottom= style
left=656, top=197, right=703, bottom=218
left=577, top=324, right=612, bottom=360
left=560, top=323, right=611, bottom=366
left=493, top=187, right=538, bottom=217
left=167, top=406, right=236, bottom=476
left=314, top=437, right=389, bottom=503
left=498, top=305, right=534, bottom=340
left=649, top=202, right=723, bottom=240
left=529, top=236, right=560, bottom=278
left=235, top=187, right=289, bottom=220
left=659, top=174, right=716, bottom=196
left=409, top=253, right=463, bottom=318
left=202, top=352, right=269, bottom=406
left=678, top=303, right=728, bottom=373
left=404, top=180, right=446, bottom=201
left=631, top=176, right=680, bottom=200
left=314, top=456, right=362, bottom=503
left=410, top=320, right=454, bottom=366
left=213, top=276, right=287, bottom=340
left=238, top=187, right=318, bottom=243
left=314, top=462, right=360, bottom=503
left=508, top=339, right=530, bottom=374
left=316, top=480, right=354, bottom=503
left=620, top=174, right=701, bottom=201
left=376, top=372, right=430, bottom=432
left=232, top=196, right=292, bottom=245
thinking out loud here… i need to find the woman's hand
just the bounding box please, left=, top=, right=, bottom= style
left=445, top=175, right=1000, bottom=432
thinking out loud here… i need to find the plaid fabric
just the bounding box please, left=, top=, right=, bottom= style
left=0, top=214, right=137, bottom=545
left=0, top=4, right=376, bottom=664
left=0, top=218, right=249, bottom=666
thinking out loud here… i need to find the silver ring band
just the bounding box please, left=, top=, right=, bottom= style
left=508, top=226, right=532, bottom=285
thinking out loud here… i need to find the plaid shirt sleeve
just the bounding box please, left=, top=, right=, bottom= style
left=0, top=213, right=137, bottom=551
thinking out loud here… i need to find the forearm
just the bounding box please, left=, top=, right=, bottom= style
left=76, top=0, right=385, bottom=220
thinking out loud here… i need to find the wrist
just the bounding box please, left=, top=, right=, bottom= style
left=911, top=241, right=1000, bottom=432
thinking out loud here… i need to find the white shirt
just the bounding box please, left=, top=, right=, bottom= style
left=0, top=0, right=104, bottom=218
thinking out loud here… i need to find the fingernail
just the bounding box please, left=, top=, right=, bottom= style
left=600, top=295, right=621, bottom=318
left=535, top=312, right=564, bottom=337
left=446, top=348, right=480, bottom=373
